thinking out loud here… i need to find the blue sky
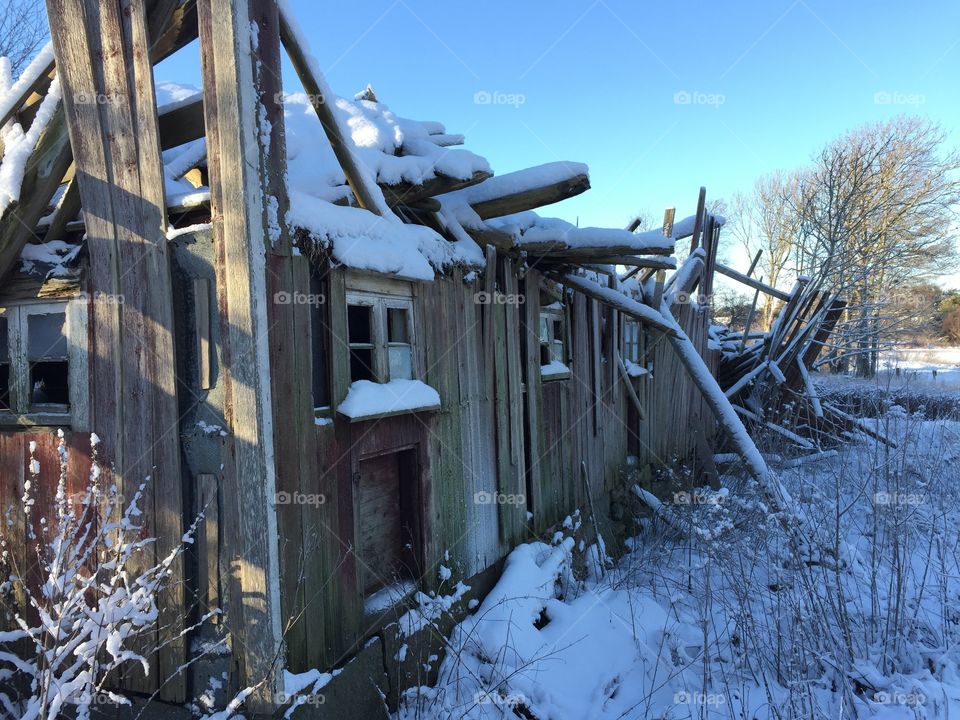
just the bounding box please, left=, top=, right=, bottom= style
left=156, top=0, right=960, bottom=284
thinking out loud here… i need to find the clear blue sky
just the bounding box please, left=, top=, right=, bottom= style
left=156, top=0, right=960, bottom=280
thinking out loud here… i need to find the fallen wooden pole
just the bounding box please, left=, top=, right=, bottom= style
left=715, top=263, right=791, bottom=302
left=616, top=350, right=646, bottom=420
left=278, top=7, right=386, bottom=214
left=554, top=272, right=678, bottom=336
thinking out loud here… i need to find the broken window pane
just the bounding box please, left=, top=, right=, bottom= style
left=28, top=312, right=67, bottom=359
left=389, top=346, right=412, bottom=380
left=348, top=305, right=372, bottom=345
left=30, top=361, right=69, bottom=406
left=387, top=308, right=409, bottom=344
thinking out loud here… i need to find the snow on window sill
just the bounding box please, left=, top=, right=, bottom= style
left=540, top=360, right=570, bottom=381
left=336, top=379, right=441, bottom=422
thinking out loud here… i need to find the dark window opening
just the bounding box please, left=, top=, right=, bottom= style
left=350, top=348, right=375, bottom=382
left=310, top=269, right=330, bottom=411
left=30, top=361, right=69, bottom=406
left=348, top=303, right=376, bottom=382
left=348, top=305, right=372, bottom=344
left=0, top=364, right=9, bottom=410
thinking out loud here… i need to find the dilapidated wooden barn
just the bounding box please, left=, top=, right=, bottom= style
left=0, top=0, right=850, bottom=715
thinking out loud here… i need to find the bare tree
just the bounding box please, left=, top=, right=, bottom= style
left=790, top=117, right=960, bottom=375
left=729, top=172, right=802, bottom=330
left=0, top=0, right=47, bottom=77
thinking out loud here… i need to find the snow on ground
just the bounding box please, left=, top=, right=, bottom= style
left=395, top=412, right=960, bottom=719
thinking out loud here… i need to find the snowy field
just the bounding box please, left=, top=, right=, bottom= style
left=395, top=414, right=960, bottom=719
left=816, top=348, right=960, bottom=393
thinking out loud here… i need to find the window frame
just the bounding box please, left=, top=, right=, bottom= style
left=345, top=290, right=419, bottom=385
left=538, top=304, right=570, bottom=381
left=0, top=299, right=86, bottom=427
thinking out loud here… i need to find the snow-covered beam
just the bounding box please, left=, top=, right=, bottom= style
left=439, top=161, right=591, bottom=220
left=554, top=272, right=678, bottom=336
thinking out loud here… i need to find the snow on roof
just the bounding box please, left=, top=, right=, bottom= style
left=488, top=212, right=676, bottom=255
left=438, top=161, right=588, bottom=208
left=154, top=82, right=489, bottom=278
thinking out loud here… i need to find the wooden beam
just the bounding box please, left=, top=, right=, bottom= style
left=552, top=272, right=677, bottom=336
left=47, top=0, right=186, bottom=699
left=473, top=171, right=589, bottom=219
left=157, top=94, right=205, bottom=149
left=198, top=0, right=285, bottom=705
left=380, top=169, right=492, bottom=207
left=715, top=262, right=791, bottom=302
left=279, top=7, right=386, bottom=214
left=441, top=163, right=591, bottom=220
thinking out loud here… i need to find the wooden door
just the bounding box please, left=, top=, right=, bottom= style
left=356, top=453, right=404, bottom=594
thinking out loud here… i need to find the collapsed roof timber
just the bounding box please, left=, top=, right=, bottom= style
left=0, top=0, right=856, bottom=715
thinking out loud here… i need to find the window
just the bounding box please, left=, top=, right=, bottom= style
left=623, top=319, right=642, bottom=364
left=345, top=291, right=416, bottom=384
left=0, top=301, right=78, bottom=423
left=539, top=304, right=569, bottom=381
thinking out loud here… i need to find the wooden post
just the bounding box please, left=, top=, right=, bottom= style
left=46, top=0, right=186, bottom=699
left=197, top=0, right=285, bottom=707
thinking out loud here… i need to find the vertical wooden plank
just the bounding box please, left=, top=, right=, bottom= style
left=195, top=278, right=212, bottom=390
left=196, top=473, right=220, bottom=622
left=197, top=0, right=285, bottom=706
left=47, top=0, right=186, bottom=698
